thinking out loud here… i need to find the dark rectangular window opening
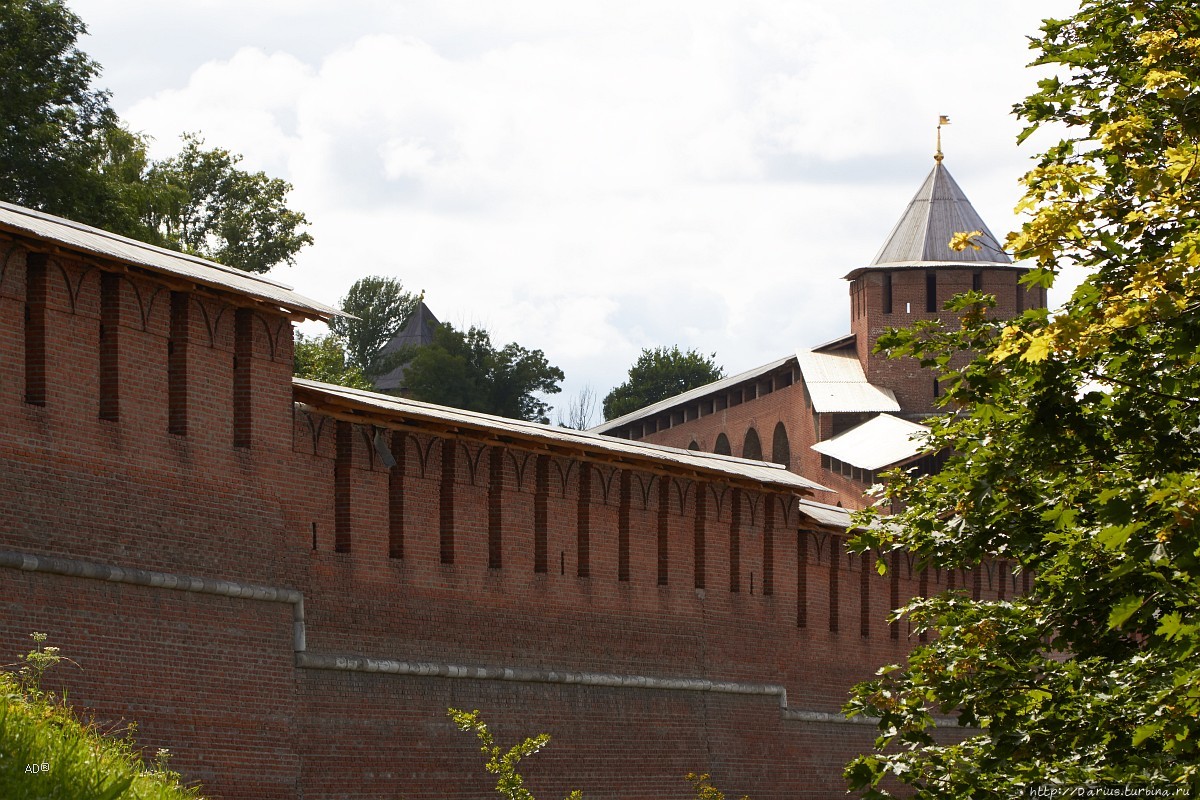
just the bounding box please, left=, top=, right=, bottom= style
left=439, top=439, right=456, bottom=564
left=487, top=447, right=503, bottom=569
left=618, top=471, right=631, bottom=582
left=233, top=308, right=254, bottom=448
left=576, top=463, right=591, bottom=578
left=828, top=536, right=840, bottom=633
left=388, top=432, right=405, bottom=559
left=796, top=531, right=808, bottom=628
left=860, top=551, right=871, bottom=638
left=972, top=270, right=982, bottom=292
left=99, top=272, right=121, bottom=420
left=882, top=272, right=893, bottom=314
left=334, top=421, right=352, bottom=553
left=657, top=476, right=670, bottom=586
left=168, top=292, right=190, bottom=436
left=918, top=568, right=929, bottom=642
left=762, top=499, right=774, bottom=597
left=693, top=486, right=706, bottom=590
left=24, top=255, right=48, bottom=406
left=534, top=455, right=549, bottom=573
left=1016, top=279, right=1025, bottom=313
left=728, top=490, right=741, bottom=593
left=890, top=552, right=901, bottom=640
left=925, top=270, right=937, bottom=313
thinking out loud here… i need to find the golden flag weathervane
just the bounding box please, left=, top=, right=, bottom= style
left=936, top=115, right=951, bottom=162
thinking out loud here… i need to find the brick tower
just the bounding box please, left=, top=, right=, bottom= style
left=845, top=155, right=1041, bottom=415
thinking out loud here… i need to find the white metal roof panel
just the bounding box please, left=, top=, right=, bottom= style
left=0, top=201, right=339, bottom=319
left=811, top=413, right=930, bottom=471
left=796, top=499, right=856, bottom=530
left=795, top=349, right=900, bottom=413
left=294, top=378, right=831, bottom=494
left=589, top=354, right=795, bottom=434
left=805, top=383, right=902, bottom=414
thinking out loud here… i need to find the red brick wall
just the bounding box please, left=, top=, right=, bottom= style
left=852, top=266, right=1043, bottom=412
left=0, top=245, right=983, bottom=799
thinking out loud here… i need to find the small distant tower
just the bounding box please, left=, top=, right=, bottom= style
left=373, top=300, right=440, bottom=395
left=845, top=124, right=1042, bottom=415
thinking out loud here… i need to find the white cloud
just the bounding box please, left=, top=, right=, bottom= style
left=83, top=0, right=1081, bottom=413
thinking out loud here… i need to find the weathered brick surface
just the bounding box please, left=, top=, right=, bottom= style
left=618, top=264, right=1045, bottom=511
left=0, top=245, right=999, bottom=798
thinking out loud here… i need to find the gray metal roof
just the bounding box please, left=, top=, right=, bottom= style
left=796, top=499, right=856, bottom=530
left=810, top=413, right=930, bottom=471
left=588, top=354, right=796, bottom=434
left=796, top=498, right=893, bottom=533
left=795, top=349, right=900, bottom=414
left=843, top=161, right=1012, bottom=280
left=295, top=378, right=831, bottom=494
left=0, top=201, right=340, bottom=320
left=810, top=332, right=856, bottom=353
left=374, top=301, right=441, bottom=392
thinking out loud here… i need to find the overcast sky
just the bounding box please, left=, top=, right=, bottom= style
left=70, top=0, right=1081, bottom=425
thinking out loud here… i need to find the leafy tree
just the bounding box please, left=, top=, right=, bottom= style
left=0, top=0, right=140, bottom=232
left=0, top=1, right=311, bottom=274
left=326, top=277, right=419, bottom=375
left=293, top=332, right=373, bottom=390
left=602, top=346, right=724, bottom=421
left=144, top=134, right=313, bottom=274
left=405, top=324, right=564, bottom=423
left=845, top=3, right=1200, bottom=797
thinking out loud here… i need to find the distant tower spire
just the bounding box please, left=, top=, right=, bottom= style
left=935, top=115, right=951, bottom=163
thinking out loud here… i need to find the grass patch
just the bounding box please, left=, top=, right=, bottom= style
left=0, top=633, right=205, bottom=800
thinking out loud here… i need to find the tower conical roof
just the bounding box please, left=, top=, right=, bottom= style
left=868, top=161, right=1011, bottom=268
left=373, top=301, right=440, bottom=392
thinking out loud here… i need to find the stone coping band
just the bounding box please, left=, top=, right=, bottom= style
left=0, top=549, right=962, bottom=728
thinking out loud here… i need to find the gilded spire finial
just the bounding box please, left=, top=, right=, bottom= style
left=935, top=115, right=950, bottom=163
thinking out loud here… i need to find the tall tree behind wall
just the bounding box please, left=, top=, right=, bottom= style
left=602, top=346, right=724, bottom=421
left=0, top=0, right=312, bottom=274
left=846, top=2, right=1200, bottom=796
left=405, top=323, right=564, bottom=424
left=328, top=277, right=420, bottom=376
left=0, top=0, right=139, bottom=232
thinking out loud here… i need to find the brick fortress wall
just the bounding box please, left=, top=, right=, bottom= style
left=620, top=264, right=1045, bottom=510
left=0, top=245, right=1013, bottom=798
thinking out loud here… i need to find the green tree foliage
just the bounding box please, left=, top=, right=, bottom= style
left=0, top=0, right=135, bottom=231
left=0, top=1, right=311, bottom=274
left=143, top=134, right=313, bottom=274
left=602, top=346, right=724, bottom=421
left=449, top=708, right=582, bottom=800
left=326, top=277, right=418, bottom=375
left=845, top=3, right=1200, bottom=797
left=293, top=332, right=372, bottom=390
left=405, top=324, right=564, bottom=423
